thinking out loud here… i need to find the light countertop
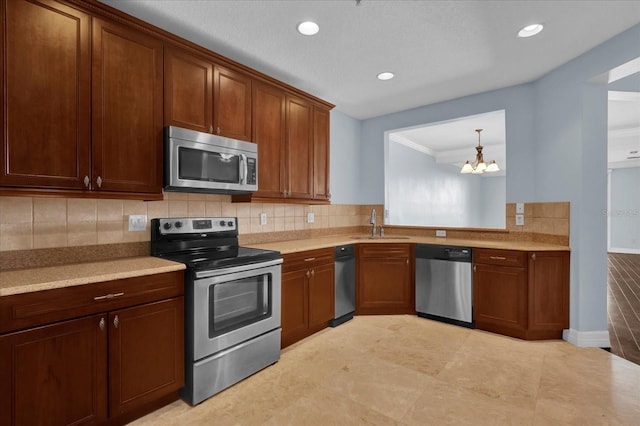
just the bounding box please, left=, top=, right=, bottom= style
left=245, top=234, right=570, bottom=254
left=0, top=257, right=185, bottom=297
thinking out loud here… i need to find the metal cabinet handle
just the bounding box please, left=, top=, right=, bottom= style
left=99, top=317, right=105, bottom=331
left=209, top=125, right=213, bottom=133
left=113, top=315, right=119, bottom=329
left=83, top=176, right=90, bottom=188
left=96, top=176, right=102, bottom=188
left=306, top=270, right=311, bottom=278
left=473, top=265, right=477, bottom=272
left=311, top=269, right=315, bottom=277
left=94, top=292, right=124, bottom=301
left=532, top=253, right=537, bottom=261
left=217, top=126, right=221, bottom=135
left=490, top=256, right=507, bottom=260
left=304, top=257, right=316, bottom=262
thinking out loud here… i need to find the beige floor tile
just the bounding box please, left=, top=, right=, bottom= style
left=131, top=316, right=640, bottom=426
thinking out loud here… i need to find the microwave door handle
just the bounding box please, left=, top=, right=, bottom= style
left=240, top=154, right=247, bottom=184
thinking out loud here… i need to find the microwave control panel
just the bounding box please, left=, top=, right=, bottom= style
left=246, top=157, right=257, bottom=185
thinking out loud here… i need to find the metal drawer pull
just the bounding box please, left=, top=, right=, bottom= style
left=83, top=176, right=90, bottom=187
left=99, top=317, right=105, bottom=331
left=304, top=257, right=316, bottom=262
left=311, top=269, right=315, bottom=277
left=93, top=292, right=124, bottom=301
left=489, top=256, right=507, bottom=260
left=113, top=315, right=120, bottom=328
left=306, top=270, right=311, bottom=278
left=532, top=253, right=537, bottom=261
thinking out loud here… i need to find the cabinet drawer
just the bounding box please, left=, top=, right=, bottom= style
left=0, top=271, right=184, bottom=334
left=358, top=243, right=410, bottom=258
left=474, top=249, right=526, bottom=268
left=283, top=248, right=334, bottom=273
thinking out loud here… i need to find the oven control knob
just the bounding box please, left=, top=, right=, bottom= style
left=219, top=220, right=226, bottom=227
left=174, top=221, right=182, bottom=229
left=227, top=221, right=234, bottom=227
left=163, top=222, right=172, bottom=230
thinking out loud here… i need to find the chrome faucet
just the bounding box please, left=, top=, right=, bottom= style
left=370, top=208, right=377, bottom=237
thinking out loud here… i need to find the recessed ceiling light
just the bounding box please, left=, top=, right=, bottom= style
left=377, top=72, right=394, bottom=81
left=518, top=24, right=544, bottom=38
left=297, top=21, right=319, bottom=36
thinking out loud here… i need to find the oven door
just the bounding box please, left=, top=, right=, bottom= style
left=192, top=260, right=281, bottom=361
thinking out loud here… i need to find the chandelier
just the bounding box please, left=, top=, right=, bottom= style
left=460, top=129, right=499, bottom=174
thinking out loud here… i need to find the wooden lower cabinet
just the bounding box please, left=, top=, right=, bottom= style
left=356, top=244, right=414, bottom=315
left=0, top=315, right=108, bottom=426
left=473, top=249, right=569, bottom=340
left=108, top=298, right=184, bottom=419
left=0, top=272, right=184, bottom=426
left=281, top=248, right=334, bottom=348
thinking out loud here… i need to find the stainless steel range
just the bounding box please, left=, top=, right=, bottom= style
left=151, top=217, right=282, bottom=405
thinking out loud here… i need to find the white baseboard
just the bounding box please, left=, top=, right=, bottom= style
left=563, top=329, right=611, bottom=348
left=608, top=247, right=640, bottom=254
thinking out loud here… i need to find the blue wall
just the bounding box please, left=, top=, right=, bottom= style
left=329, top=110, right=362, bottom=204
left=331, top=24, right=640, bottom=341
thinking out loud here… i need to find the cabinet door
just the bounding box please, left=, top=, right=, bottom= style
left=281, top=269, right=308, bottom=348
left=252, top=82, right=286, bottom=198
left=1, top=0, right=91, bottom=190
left=108, top=297, right=184, bottom=418
left=357, top=254, right=412, bottom=315
left=286, top=95, right=314, bottom=199
left=308, top=263, right=335, bottom=328
left=92, top=18, right=163, bottom=195
left=164, top=47, right=213, bottom=133
left=214, top=65, right=252, bottom=141
left=474, top=264, right=527, bottom=333
left=528, top=251, right=570, bottom=332
left=0, top=315, right=107, bottom=426
left=313, top=107, right=330, bottom=200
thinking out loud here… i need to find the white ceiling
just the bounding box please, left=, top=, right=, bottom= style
left=100, top=0, right=640, bottom=120
left=101, top=0, right=639, bottom=170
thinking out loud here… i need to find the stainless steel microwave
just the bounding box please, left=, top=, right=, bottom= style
left=164, top=126, right=258, bottom=194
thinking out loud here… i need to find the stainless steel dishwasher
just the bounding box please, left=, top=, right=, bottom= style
left=415, top=244, right=474, bottom=328
left=329, top=244, right=355, bottom=327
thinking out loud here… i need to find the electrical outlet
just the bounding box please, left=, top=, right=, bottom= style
left=515, top=214, right=525, bottom=226
left=436, top=229, right=446, bottom=237
left=516, top=203, right=525, bottom=214
left=128, top=215, right=147, bottom=231
left=307, top=212, right=315, bottom=223
left=260, top=213, right=267, bottom=225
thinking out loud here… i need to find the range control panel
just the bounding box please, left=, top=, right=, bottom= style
left=156, top=217, right=236, bottom=234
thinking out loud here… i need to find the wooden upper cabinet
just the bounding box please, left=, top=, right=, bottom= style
left=1, top=0, right=91, bottom=190
left=286, top=95, right=314, bottom=199
left=251, top=81, right=286, bottom=198
left=92, top=18, right=163, bottom=195
left=313, top=107, right=330, bottom=200
left=164, top=47, right=213, bottom=133
left=214, top=65, right=252, bottom=141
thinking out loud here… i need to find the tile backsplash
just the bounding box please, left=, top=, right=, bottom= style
left=0, top=193, right=380, bottom=252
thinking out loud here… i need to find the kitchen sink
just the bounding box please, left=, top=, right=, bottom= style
left=350, top=236, right=411, bottom=240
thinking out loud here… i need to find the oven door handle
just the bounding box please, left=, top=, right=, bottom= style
left=194, top=258, right=283, bottom=279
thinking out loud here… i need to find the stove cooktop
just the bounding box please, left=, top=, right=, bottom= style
left=158, top=246, right=281, bottom=270
left=150, top=217, right=281, bottom=271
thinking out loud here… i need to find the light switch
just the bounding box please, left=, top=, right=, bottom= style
left=436, top=230, right=446, bottom=237
left=516, top=203, right=525, bottom=214
left=260, top=213, right=267, bottom=225
left=515, top=214, right=525, bottom=226
left=307, top=212, right=315, bottom=223
left=128, top=215, right=147, bottom=231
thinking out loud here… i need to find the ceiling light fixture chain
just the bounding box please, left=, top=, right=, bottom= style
left=460, top=128, right=500, bottom=174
